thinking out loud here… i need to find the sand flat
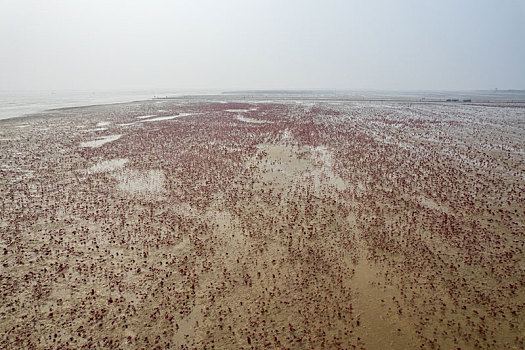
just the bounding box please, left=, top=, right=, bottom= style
left=1, top=98, right=523, bottom=349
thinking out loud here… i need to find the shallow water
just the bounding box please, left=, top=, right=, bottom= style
left=80, top=134, right=122, bottom=148
left=142, top=113, right=196, bottom=122
left=86, top=158, right=129, bottom=174
left=0, top=90, right=167, bottom=120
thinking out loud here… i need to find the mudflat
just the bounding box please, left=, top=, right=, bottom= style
left=1, top=98, right=524, bottom=349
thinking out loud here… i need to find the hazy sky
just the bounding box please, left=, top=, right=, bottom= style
left=1, top=0, right=524, bottom=91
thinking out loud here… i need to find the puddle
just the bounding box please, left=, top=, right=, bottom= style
left=86, top=158, right=129, bottom=174
left=80, top=134, right=122, bottom=148
left=114, top=168, right=165, bottom=195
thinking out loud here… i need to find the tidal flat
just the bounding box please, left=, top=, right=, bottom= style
left=0, top=97, right=524, bottom=349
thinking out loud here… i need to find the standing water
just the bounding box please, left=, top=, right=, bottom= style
left=0, top=90, right=180, bottom=120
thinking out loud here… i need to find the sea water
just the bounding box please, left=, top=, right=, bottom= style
left=0, top=90, right=179, bottom=120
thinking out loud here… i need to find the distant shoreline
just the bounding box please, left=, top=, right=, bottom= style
left=2, top=90, right=525, bottom=123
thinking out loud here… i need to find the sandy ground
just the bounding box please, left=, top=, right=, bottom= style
left=0, top=98, right=524, bottom=349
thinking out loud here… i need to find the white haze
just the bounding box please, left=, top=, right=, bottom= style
left=1, top=0, right=524, bottom=91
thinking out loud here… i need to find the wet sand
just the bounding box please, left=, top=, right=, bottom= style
left=0, top=98, right=524, bottom=349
